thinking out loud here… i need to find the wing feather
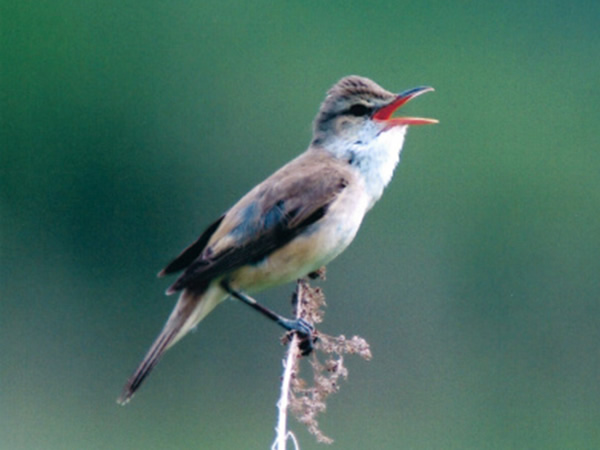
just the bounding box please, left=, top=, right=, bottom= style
left=158, top=215, right=225, bottom=277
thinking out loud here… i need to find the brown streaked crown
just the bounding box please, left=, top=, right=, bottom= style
left=326, top=76, right=394, bottom=103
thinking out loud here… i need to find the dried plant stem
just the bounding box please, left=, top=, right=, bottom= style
left=272, top=273, right=371, bottom=448
left=272, top=340, right=300, bottom=450
left=272, top=282, right=305, bottom=450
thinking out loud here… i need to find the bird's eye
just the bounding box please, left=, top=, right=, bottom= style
left=348, top=104, right=370, bottom=117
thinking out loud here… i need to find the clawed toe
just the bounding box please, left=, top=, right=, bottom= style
left=298, top=332, right=318, bottom=356
left=280, top=318, right=317, bottom=355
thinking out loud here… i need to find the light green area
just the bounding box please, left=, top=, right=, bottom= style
left=2, top=1, right=599, bottom=448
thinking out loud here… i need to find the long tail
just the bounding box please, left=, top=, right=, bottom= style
left=117, top=285, right=225, bottom=405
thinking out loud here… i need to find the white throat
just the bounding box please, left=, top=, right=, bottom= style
left=325, top=125, right=407, bottom=208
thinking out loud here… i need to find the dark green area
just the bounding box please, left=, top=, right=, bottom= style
left=2, top=1, right=599, bottom=448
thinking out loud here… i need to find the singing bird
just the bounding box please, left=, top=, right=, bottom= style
left=118, top=76, right=437, bottom=404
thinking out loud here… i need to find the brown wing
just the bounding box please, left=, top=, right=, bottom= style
left=158, top=215, right=225, bottom=277
left=164, top=153, right=351, bottom=294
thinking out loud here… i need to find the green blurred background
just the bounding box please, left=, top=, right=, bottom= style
left=2, top=1, right=599, bottom=448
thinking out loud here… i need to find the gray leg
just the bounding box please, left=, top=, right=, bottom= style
left=221, top=281, right=316, bottom=354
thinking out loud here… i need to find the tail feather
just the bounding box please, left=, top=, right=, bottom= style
left=117, top=327, right=178, bottom=405
left=117, top=285, right=225, bottom=405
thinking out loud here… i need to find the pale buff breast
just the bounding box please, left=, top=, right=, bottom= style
left=228, top=179, right=371, bottom=293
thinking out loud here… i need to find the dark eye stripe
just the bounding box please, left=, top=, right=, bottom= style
left=347, top=104, right=371, bottom=117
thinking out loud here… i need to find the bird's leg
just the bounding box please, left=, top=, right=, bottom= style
left=221, top=281, right=316, bottom=355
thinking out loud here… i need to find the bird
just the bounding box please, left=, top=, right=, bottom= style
left=118, top=75, right=437, bottom=404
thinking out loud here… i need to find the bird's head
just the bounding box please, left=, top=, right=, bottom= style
left=312, top=76, right=437, bottom=146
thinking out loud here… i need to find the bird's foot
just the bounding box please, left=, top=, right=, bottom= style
left=280, top=318, right=318, bottom=356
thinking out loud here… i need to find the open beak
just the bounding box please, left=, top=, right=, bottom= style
left=373, top=86, right=438, bottom=127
